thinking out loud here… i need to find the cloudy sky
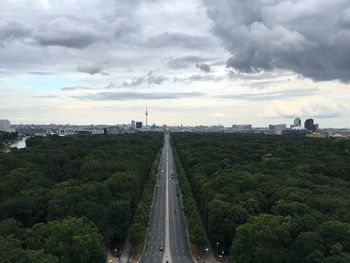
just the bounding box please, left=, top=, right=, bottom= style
left=1, top=0, right=349, bottom=127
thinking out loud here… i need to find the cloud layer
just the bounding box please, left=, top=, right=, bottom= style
left=75, top=91, right=204, bottom=101
left=203, top=0, right=350, bottom=82
left=1, top=0, right=349, bottom=126
left=261, top=97, right=347, bottom=119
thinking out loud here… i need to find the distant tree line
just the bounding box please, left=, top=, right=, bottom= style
left=0, top=133, right=162, bottom=262
left=172, top=133, right=350, bottom=263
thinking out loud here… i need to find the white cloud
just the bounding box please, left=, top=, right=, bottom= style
left=0, top=0, right=349, bottom=126
left=261, top=97, right=347, bottom=119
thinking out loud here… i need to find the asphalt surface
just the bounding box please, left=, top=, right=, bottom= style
left=139, top=133, right=194, bottom=263
left=139, top=139, right=167, bottom=263
left=167, top=138, right=194, bottom=263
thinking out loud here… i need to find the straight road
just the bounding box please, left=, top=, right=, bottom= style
left=138, top=133, right=194, bottom=263
left=138, top=140, right=167, bottom=263
left=167, top=136, right=194, bottom=263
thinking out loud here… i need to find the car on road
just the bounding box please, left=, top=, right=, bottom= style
left=218, top=255, right=225, bottom=261
left=156, top=184, right=159, bottom=188
left=159, top=244, right=164, bottom=251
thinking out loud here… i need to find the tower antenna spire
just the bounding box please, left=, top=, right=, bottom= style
left=145, top=105, right=148, bottom=127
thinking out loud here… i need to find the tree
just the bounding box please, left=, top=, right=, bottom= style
left=289, top=231, right=325, bottom=262
left=231, top=214, right=293, bottom=263
left=25, top=217, right=105, bottom=263
left=318, top=220, right=350, bottom=254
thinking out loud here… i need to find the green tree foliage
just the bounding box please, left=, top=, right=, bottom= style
left=0, top=131, right=18, bottom=151
left=172, top=144, right=207, bottom=249
left=0, top=219, right=59, bottom=263
left=0, top=133, right=162, bottom=259
left=172, top=133, right=350, bottom=262
left=0, top=131, right=18, bottom=143
left=130, top=150, right=161, bottom=246
left=231, top=214, right=293, bottom=263
left=26, top=217, right=105, bottom=263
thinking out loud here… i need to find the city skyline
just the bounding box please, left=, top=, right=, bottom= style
left=1, top=0, right=350, bottom=128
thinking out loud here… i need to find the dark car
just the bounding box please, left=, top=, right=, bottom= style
left=159, top=244, right=164, bottom=251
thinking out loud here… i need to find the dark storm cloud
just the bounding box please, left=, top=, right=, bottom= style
left=0, top=22, right=32, bottom=45
left=203, top=0, right=350, bottom=82
left=196, top=63, right=211, bottom=73
left=33, top=17, right=105, bottom=49
left=217, top=88, right=318, bottom=101
left=75, top=91, right=204, bottom=101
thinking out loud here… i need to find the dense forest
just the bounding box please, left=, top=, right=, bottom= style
left=0, top=133, right=162, bottom=262
left=0, top=131, right=18, bottom=150
left=172, top=133, right=350, bottom=263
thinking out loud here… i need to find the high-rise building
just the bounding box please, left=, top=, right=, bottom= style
left=136, top=122, right=143, bottom=129
left=0, top=119, right=11, bottom=132
left=294, top=117, right=301, bottom=127
left=304, top=119, right=315, bottom=131
left=131, top=120, right=136, bottom=128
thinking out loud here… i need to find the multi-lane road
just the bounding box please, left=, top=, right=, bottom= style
left=139, top=133, right=194, bottom=263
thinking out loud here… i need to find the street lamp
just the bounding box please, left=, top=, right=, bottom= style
left=216, top=242, right=219, bottom=256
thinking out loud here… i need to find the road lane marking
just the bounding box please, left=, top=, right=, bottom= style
left=162, top=138, right=172, bottom=263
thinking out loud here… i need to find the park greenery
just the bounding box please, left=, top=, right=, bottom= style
left=0, top=133, right=162, bottom=262
left=171, top=142, right=207, bottom=250
left=0, top=131, right=18, bottom=150
left=129, top=149, right=161, bottom=246
left=172, top=133, right=350, bottom=263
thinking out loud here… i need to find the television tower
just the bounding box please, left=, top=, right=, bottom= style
left=145, top=105, right=148, bottom=127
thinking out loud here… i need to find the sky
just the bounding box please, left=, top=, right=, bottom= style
left=0, top=0, right=350, bottom=127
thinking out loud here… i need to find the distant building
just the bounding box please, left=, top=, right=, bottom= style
left=282, top=126, right=310, bottom=136
left=307, top=132, right=325, bottom=138
left=136, top=122, right=143, bottom=129
left=131, top=120, right=136, bottom=129
left=304, top=119, right=315, bottom=131
left=269, top=124, right=286, bottom=135
left=232, top=124, right=252, bottom=132
left=0, top=119, right=11, bottom=132
left=293, top=117, right=301, bottom=127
